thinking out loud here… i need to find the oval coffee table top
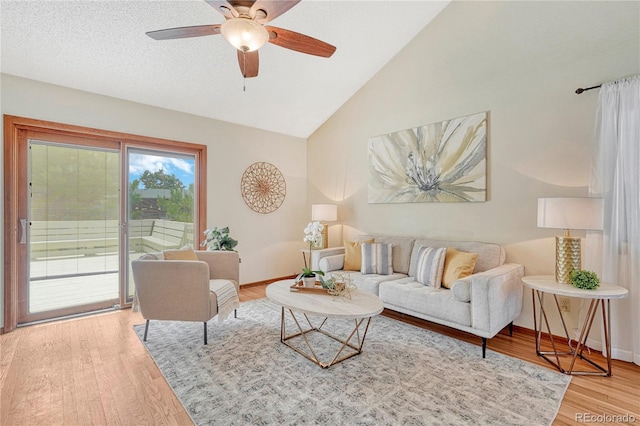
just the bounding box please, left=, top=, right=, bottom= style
left=266, top=279, right=383, bottom=319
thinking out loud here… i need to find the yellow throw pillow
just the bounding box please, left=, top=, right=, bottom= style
left=343, top=239, right=374, bottom=271
left=442, top=247, right=478, bottom=288
left=163, top=246, right=198, bottom=260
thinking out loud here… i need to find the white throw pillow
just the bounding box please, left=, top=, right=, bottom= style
left=414, top=246, right=446, bottom=288
left=361, top=243, right=393, bottom=275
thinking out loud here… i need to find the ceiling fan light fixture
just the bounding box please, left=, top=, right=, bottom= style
left=221, top=18, right=269, bottom=52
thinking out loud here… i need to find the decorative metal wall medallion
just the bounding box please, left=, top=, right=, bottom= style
left=241, top=162, right=286, bottom=214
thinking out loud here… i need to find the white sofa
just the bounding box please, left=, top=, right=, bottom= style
left=316, top=236, right=524, bottom=357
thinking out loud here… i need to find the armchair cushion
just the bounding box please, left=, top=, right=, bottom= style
left=163, top=245, right=198, bottom=260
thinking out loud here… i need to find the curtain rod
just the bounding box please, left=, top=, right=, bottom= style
left=575, top=84, right=602, bottom=94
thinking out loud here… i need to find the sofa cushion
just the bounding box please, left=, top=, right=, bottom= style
left=442, top=248, right=478, bottom=288
left=409, top=239, right=505, bottom=276
left=451, top=278, right=472, bottom=303
left=361, top=243, right=393, bottom=275
left=379, top=277, right=471, bottom=326
left=325, top=271, right=407, bottom=295
left=371, top=236, right=415, bottom=274
left=318, top=254, right=345, bottom=273
left=343, top=239, right=374, bottom=271
left=414, top=246, right=446, bottom=288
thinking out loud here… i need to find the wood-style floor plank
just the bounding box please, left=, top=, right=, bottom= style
left=1, top=283, right=638, bottom=426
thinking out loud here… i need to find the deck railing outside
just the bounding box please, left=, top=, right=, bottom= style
left=29, top=219, right=195, bottom=260
left=27, top=219, right=195, bottom=314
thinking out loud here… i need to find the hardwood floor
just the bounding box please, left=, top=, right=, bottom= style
left=1, top=283, right=638, bottom=425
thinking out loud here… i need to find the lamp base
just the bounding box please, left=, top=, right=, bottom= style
left=321, top=224, right=328, bottom=249
left=555, top=236, right=581, bottom=283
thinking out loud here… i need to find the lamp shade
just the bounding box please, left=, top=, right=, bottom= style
left=220, top=18, right=269, bottom=52
left=537, top=197, right=603, bottom=230
left=311, top=204, right=337, bottom=222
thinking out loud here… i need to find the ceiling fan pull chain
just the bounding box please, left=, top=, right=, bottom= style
left=243, top=50, right=247, bottom=92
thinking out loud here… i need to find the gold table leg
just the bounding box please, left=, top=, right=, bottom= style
left=531, top=289, right=614, bottom=376
left=280, top=308, right=373, bottom=369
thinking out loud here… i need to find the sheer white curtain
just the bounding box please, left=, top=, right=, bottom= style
left=587, top=76, right=639, bottom=365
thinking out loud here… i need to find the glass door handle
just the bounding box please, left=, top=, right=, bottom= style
left=19, top=219, right=27, bottom=244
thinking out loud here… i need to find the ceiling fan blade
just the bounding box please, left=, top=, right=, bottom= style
left=237, top=50, right=259, bottom=78
left=204, top=0, right=239, bottom=19
left=266, top=26, right=336, bottom=58
left=250, top=0, right=300, bottom=23
left=146, top=25, right=221, bottom=40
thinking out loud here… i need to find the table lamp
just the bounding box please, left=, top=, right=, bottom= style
left=311, top=204, right=337, bottom=249
left=537, top=197, right=603, bottom=283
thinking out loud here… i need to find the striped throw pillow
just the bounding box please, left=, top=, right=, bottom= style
left=414, top=246, right=447, bottom=288
left=361, top=243, right=393, bottom=275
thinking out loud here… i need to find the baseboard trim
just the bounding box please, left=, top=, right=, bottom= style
left=240, top=275, right=296, bottom=288
left=512, top=324, right=604, bottom=356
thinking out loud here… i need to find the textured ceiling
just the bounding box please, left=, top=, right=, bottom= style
left=1, top=0, right=449, bottom=138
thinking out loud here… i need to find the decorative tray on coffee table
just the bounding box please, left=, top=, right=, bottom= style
left=289, top=281, right=331, bottom=295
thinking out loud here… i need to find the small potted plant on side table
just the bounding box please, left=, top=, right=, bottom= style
left=570, top=269, right=600, bottom=290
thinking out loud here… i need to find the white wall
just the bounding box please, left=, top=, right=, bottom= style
left=1, top=74, right=308, bottom=328
left=307, top=1, right=640, bottom=331
left=2, top=1, right=638, bottom=336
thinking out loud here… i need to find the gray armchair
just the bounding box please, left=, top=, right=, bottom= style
left=131, top=250, right=240, bottom=344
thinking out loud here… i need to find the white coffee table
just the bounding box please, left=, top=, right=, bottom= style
left=266, top=279, right=383, bottom=368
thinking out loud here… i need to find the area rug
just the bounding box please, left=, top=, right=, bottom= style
left=133, top=298, right=570, bottom=426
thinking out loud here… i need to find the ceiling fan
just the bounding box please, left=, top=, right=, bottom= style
left=146, top=0, right=336, bottom=79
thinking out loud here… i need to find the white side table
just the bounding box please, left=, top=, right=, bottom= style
left=522, top=275, right=628, bottom=376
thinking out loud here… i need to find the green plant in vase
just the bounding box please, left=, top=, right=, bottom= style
left=570, top=270, right=600, bottom=290
left=296, top=266, right=324, bottom=283
left=200, top=226, right=238, bottom=251
left=297, top=221, right=325, bottom=287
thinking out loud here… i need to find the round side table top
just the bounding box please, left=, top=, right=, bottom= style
left=522, top=275, right=628, bottom=299
left=266, top=279, right=383, bottom=319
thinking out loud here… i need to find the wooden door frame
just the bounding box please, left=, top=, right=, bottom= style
left=3, top=115, right=207, bottom=333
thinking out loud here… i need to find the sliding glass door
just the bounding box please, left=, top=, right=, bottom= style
left=4, top=115, right=207, bottom=332
left=126, top=148, right=197, bottom=302
left=26, top=141, right=121, bottom=322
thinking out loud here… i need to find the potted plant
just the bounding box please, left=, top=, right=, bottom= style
left=297, top=221, right=325, bottom=287
left=303, top=221, right=324, bottom=250
left=296, top=266, right=324, bottom=288
left=570, top=269, right=600, bottom=290
left=200, top=226, right=238, bottom=251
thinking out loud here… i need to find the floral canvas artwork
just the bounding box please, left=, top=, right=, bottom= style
left=368, top=112, right=487, bottom=203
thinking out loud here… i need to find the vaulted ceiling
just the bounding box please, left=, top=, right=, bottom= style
left=1, top=1, right=449, bottom=138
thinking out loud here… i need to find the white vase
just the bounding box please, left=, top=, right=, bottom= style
left=303, top=276, right=316, bottom=288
